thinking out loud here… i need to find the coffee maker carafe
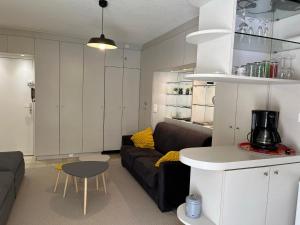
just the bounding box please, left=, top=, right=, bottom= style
left=250, top=110, right=281, bottom=150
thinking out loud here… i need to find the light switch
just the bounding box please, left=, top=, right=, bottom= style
left=153, top=104, right=158, bottom=113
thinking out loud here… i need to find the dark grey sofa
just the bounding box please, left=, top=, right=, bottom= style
left=121, top=122, right=212, bottom=212
left=0, top=151, right=25, bottom=225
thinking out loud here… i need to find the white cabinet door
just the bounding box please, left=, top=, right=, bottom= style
left=60, top=42, right=83, bottom=154
left=35, top=39, right=60, bottom=156
left=221, top=167, right=270, bottom=225
left=83, top=46, right=105, bottom=153
left=234, top=84, right=268, bottom=144
left=7, top=36, right=34, bottom=55
left=104, top=67, right=123, bottom=150
left=105, top=48, right=123, bottom=67
left=123, top=68, right=140, bottom=135
left=124, top=49, right=140, bottom=69
left=212, top=83, right=238, bottom=146
left=266, top=163, right=300, bottom=225
left=0, top=35, right=7, bottom=52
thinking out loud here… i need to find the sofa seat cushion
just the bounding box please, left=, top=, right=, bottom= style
left=121, top=145, right=163, bottom=169
left=0, top=151, right=24, bottom=173
left=0, top=172, right=14, bottom=208
left=133, top=157, right=161, bottom=188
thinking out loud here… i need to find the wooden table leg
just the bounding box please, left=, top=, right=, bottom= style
left=96, top=176, right=99, bottom=192
left=63, top=175, right=69, bottom=198
left=84, top=178, right=87, bottom=215
left=53, top=170, right=61, bottom=193
left=102, top=173, right=107, bottom=194
left=74, top=177, right=78, bottom=193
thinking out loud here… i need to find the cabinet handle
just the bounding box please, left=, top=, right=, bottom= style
left=236, top=127, right=240, bottom=130
left=274, top=170, right=279, bottom=175
left=264, top=172, right=269, bottom=176
left=229, top=125, right=233, bottom=129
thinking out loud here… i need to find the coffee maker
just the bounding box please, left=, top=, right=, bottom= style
left=250, top=110, right=281, bottom=150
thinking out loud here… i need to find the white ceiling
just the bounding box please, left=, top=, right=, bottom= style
left=0, top=0, right=198, bottom=45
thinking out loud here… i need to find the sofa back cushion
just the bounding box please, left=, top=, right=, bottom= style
left=153, top=122, right=212, bottom=155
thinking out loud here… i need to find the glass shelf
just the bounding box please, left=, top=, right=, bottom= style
left=234, top=32, right=300, bottom=53
left=193, top=104, right=214, bottom=107
left=166, top=105, right=192, bottom=109
left=166, top=94, right=192, bottom=96
left=166, top=81, right=193, bottom=84
left=236, top=0, right=300, bottom=22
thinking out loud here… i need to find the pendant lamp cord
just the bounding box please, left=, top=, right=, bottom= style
left=101, top=6, right=104, bottom=34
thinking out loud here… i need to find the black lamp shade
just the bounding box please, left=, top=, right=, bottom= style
left=87, top=34, right=117, bottom=50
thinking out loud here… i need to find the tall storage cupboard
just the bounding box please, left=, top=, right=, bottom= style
left=83, top=46, right=105, bottom=153
left=122, top=68, right=140, bottom=135
left=35, top=39, right=60, bottom=156
left=104, top=67, right=123, bottom=151
left=104, top=49, right=140, bottom=151
left=60, top=42, right=83, bottom=154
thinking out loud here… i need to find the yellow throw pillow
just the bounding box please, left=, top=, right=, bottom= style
left=155, top=151, right=180, bottom=167
left=131, top=127, right=155, bottom=149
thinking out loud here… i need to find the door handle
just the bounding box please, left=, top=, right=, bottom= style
left=274, top=170, right=279, bottom=175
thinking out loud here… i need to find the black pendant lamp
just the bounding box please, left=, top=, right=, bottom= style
left=87, top=0, right=117, bottom=50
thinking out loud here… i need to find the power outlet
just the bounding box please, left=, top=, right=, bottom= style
left=69, top=153, right=74, bottom=158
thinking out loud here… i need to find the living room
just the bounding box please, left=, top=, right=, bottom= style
left=1, top=0, right=300, bottom=225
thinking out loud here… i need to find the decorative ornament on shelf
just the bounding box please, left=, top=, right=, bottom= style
left=87, top=0, right=117, bottom=50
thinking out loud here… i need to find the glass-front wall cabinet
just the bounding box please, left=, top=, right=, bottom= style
left=164, top=73, right=215, bottom=128
left=233, top=0, right=300, bottom=80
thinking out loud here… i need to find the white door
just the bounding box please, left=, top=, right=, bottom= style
left=266, top=163, right=300, bottom=225
left=234, top=84, right=269, bottom=144
left=212, top=83, right=238, bottom=146
left=105, top=48, right=123, bottom=67
left=0, top=57, right=34, bottom=155
left=104, top=67, right=123, bottom=151
left=221, top=167, right=270, bottom=225
left=83, top=46, right=105, bottom=153
left=35, top=39, right=60, bottom=156
left=60, top=42, right=83, bottom=154
left=123, top=68, right=140, bottom=135
left=124, top=49, right=140, bottom=69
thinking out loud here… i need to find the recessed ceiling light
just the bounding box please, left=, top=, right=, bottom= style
left=20, top=54, right=25, bottom=57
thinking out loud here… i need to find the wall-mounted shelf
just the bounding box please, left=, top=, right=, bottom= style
left=166, top=94, right=192, bottom=96
left=193, top=104, right=214, bottom=107
left=177, top=204, right=216, bottom=225
left=185, top=74, right=300, bottom=85
left=166, top=105, right=192, bottom=109
left=186, top=29, right=232, bottom=45
left=234, top=32, right=300, bottom=53
left=167, top=81, right=193, bottom=84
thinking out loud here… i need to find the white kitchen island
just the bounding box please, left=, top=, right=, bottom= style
left=177, top=146, right=300, bottom=225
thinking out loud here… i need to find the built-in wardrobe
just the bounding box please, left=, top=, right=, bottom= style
left=35, top=39, right=140, bottom=158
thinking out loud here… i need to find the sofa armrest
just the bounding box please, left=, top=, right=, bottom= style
left=122, top=135, right=134, bottom=146
left=157, top=161, right=190, bottom=212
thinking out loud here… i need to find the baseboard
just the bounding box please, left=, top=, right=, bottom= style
left=102, top=150, right=120, bottom=154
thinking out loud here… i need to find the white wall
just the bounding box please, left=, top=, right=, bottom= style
left=139, top=18, right=198, bottom=129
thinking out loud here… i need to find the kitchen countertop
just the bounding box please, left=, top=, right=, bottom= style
left=180, top=145, right=300, bottom=171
